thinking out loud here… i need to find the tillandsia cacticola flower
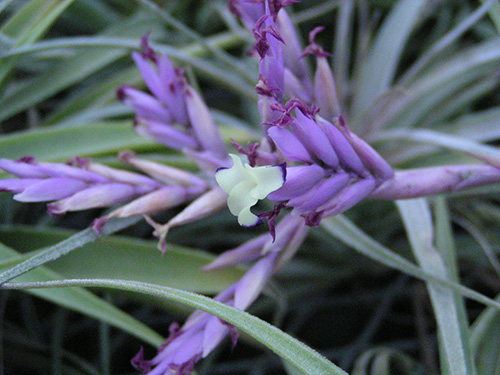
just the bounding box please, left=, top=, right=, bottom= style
left=2, top=1, right=500, bottom=375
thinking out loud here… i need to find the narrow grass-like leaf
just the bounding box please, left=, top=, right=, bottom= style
left=380, top=39, right=500, bottom=130
left=137, top=0, right=254, bottom=83
left=434, top=197, right=477, bottom=373
left=480, top=0, right=500, bottom=34
left=333, top=0, right=355, bottom=110
left=283, top=359, right=309, bottom=375
left=0, top=217, right=140, bottom=285
left=0, top=32, right=254, bottom=119
left=0, top=225, right=244, bottom=294
left=0, top=242, right=163, bottom=347
left=0, top=33, right=241, bottom=60
left=453, top=215, right=500, bottom=278
left=0, top=0, right=76, bottom=85
left=419, top=77, right=498, bottom=127
left=351, top=347, right=423, bottom=375
left=42, top=66, right=141, bottom=125
left=351, top=0, right=427, bottom=123
left=443, top=107, right=500, bottom=142
left=43, top=104, right=132, bottom=128
left=320, top=215, right=500, bottom=312
left=0, top=121, right=156, bottom=161
left=0, top=36, right=138, bottom=58
left=0, top=15, right=163, bottom=123
left=291, top=1, right=342, bottom=24
left=378, top=128, right=500, bottom=167
left=434, top=196, right=460, bottom=281
left=64, top=0, right=121, bottom=31
left=2, top=278, right=349, bottom=375
left=401, top=0, right=497, bottom=85
left=396, top=199, right=476, bottom=375
left=0, top=0, right=14, bottom=14
left=0, top=0, right=74, bottom=45
left=470, top=294, right=500, bottom=374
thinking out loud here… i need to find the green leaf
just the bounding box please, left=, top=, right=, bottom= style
left=1, top=0, right=74, bottom=45
left=332, top=0, right=355, bottom=110
left=480, top=0, right=500, bottom=34
left=351, top=0, right=427, bottom=123
left=396, top=199, right=476, bottom=375
left=0, top=0, right=76, bottom=85
left=351, top=347, right=423, bottom=375
left=42, top=66, right=141, bottom=126
left=400, top=0, right=498, bottom=86
left=0, top=121, right=156, bottom=161
left=62, top=0, right=121, bottom=31
left=0, top=225, right=244, bottom=294
left=470, top=294, right=500, bottom=374
left=443, top=107, right=500, bottom=142
left=137, top=0, right=255, bottom=83
left=0, top=31, right=253, bottom=106
left=434, top=196, right=480, bottom=372
left=2, top=278, right=349, bottom=375
left=283, top=359, right=310, bottom=375
left=0, top=217, right=140, bottom=285
left=320, top=215, right=500, bottom=312
left=418, top=77, right=498, bottom=127
left=379, top=128, right=500, bottom=167
left=0, top=14, right=163, bottom=122
left=0, top=241, right=163, bottom=347
left=382, top=39, right=500, bottom=131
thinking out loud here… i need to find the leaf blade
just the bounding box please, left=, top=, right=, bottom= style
left=2, top=278, right=349, bottom=375
left=396, top=199, right=476, bottom=375
left=0, top=225, right=244, bottom=294
left=0, top=121, right=155, bottom=161
left=352, top=0, right=427, bottom=122
left=0, top=241, right=164, bottom=347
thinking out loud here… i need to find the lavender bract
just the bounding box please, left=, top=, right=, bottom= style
left=0, top=156, right=159, bottom=217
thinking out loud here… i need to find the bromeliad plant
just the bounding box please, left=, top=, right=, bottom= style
left=2, top=1, right=500, bottom=374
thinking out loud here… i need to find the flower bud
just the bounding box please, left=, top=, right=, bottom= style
left=185, top=86, right=227, bottom=160
left=120, top=151, right=207, bottom=188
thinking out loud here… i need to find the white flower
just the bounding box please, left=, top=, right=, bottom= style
left=215, top=154, right=285, bottom=226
